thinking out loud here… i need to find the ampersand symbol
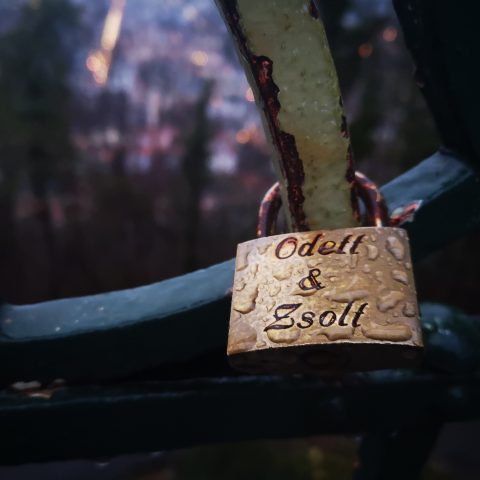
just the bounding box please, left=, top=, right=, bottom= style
left=298, top=268, right=325, bottom=291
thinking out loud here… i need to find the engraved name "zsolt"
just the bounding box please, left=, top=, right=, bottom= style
left=275, top=233, right=365, bottom=260
left=265, top=301, right=368, bottom=332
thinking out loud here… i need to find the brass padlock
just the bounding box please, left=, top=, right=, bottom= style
left=228, top=224, right=423, bottom=374
left=217, top=0, right=424, bottom=373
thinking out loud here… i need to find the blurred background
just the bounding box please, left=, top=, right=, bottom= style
left=0, top=0, right=478, bottom=478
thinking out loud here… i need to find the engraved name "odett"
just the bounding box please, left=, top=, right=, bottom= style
left=275, top=233, right=365, bottom=260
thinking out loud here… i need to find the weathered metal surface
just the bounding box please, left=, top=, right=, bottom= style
left=0, top=151, right=479, bottom=385
left=229, top=228, right=422, bottom=373
left=215, top=0, right=358, bottom=231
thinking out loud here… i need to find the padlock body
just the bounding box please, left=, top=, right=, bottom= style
left=228, top=227, right=423, bottom=374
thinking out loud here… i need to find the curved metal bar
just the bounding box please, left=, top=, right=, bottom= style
left=1, top=302, right=480, bottom=464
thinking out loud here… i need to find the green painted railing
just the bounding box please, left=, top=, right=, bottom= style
left=1, top=301, right=480, bottom=474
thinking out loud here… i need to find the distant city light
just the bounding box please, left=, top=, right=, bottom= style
left=76, top=0, right=269, bottom=175
left=86, top=51, right=104, bottom=72
left=210, top=151, right=236, bottom=174
left=182, top=5, right=198, bottom=21
left=236, top=129, right=251, bottom=144
left=190, top=50, right=209, bottom=67
left=358, top=42, right=373, bottom=59
left=86, top=0, right=126, bottom=85
left=86, top=50, right=109, bottom=85
left=382, top=26, right=398, bottom=43
left=101, top=0, right=125, bottom=51
left=245, top=87, right=255, bottom=102
left=105, top=127, right=120, bottom=145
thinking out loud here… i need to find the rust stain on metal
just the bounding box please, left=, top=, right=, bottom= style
left=390, top=200, right=423, bottom=226
left=217, top=1, right=311, bottom=231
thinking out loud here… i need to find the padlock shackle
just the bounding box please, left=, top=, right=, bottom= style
left=256, top=183, right=282, bottom=238
left=257, top=172, right=390, bottom=237
left=354, top=171, right=390, bottom=228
